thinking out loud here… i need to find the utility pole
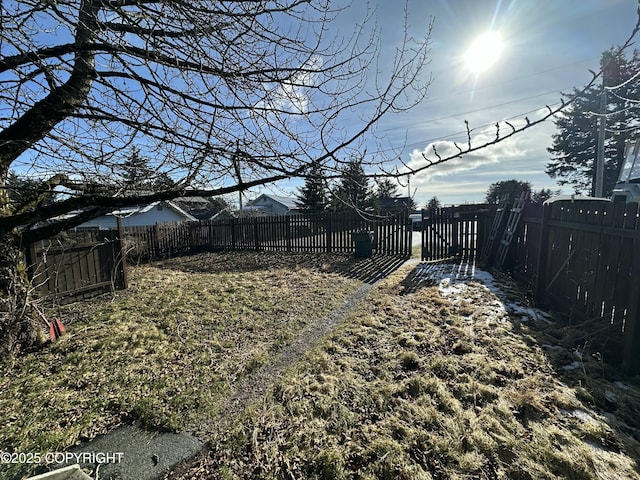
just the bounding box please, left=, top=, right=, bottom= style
left=595, top=72, right=607, bottom=197
left=233, top=142, right=244, bottom=217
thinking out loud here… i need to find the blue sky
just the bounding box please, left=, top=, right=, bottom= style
left=260, top=0, right=638, bottom=207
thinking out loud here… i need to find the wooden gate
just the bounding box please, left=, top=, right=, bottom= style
left=421, top=205, right=489, bottom=261
left=27, top=230, right=127, bottom=305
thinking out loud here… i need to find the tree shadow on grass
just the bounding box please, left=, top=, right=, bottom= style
left=399, top=258, right=478, bottom=295
left=151, top=250, right=409, bottom=284
left=398, top=257, right=640, bottom=477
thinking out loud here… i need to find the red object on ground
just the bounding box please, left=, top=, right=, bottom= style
left=48, top=318, right=66, bottom=341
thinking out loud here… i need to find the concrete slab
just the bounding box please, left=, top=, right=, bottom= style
left=56, top=425, right=202, bottom=480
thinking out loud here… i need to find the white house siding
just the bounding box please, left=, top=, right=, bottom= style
left=78, top=203, right=192, bottom=229
left=244, top=194, right=297, bottom=216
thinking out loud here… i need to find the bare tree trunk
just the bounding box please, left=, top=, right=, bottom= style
left=0, top=165, right=43, bottom=355
left=0, top=231, right=43, bottom=356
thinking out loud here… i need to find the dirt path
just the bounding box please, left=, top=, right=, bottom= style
left=163, top=259, right=416, bottom=479
left=56, top=257, right=411, bottom=480
left=196, top=281, right=377, bottom=437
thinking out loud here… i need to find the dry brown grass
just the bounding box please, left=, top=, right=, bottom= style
left=4, top=252, right=640, bottom=480
left=172, top=262, right=640, bottom=480
left=0, top=251, right=363, bottom=479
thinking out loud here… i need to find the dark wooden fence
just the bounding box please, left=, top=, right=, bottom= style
left=421, top=205, right=490, bottom=261
left=27, top=230, right=127, bottom=305
left=24, top=211, right=410, bottom=305
left=505, top=199, right=640, bottom=374
left=123, top=211, right=412, bottom=261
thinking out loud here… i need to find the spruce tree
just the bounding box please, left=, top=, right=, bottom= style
left=547, top=49, right=640, bottom=196
left=375, top=178, right=399, bottom=198
left=425, top=196, right=441, bottom=209
left=296, top=160, right=328, bottom=214
left=485, top=179, right=532, bottom=204
left=331, top=157, right=373, bottom=212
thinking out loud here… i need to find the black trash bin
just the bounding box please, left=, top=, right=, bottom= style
left=352, top=230, right=374, bottom=258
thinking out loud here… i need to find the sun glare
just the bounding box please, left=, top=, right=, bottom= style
left=464, top=31, right=503, bottom=73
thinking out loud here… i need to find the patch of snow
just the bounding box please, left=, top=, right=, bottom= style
left=604, top=390, right=617, bottom=402
left=560, top=409, right=597, bottom=424
left=506, top=302, right=553, bottom=323
left=413, top=260, right=555, bottom=327
left=584, top=439, right=609, bottom=452
left=562, top=361, right=582, bottom=370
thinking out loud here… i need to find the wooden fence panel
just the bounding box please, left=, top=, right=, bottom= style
left=514, top=202, right=543, bottom=277
left=421, top=205, right=488, bottom=261
left=28, top=230, right=126, bottom=305
left=507, top=199, right=640, bottom=373
left=121, top=211, right=411, bottom=261
left=24, top=210, right=409, bottom=308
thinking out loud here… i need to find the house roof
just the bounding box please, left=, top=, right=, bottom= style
left=110, top=201, right=196, bottom=221
left=379, top=196, right=412, bottom=209
left=173, top=196, right=211, bottom=206
left=209, top=208, right=235, bottom=221
left=246, top=193, right=298, bottom=210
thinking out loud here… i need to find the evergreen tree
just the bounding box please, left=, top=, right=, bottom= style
left=119, top=148, right=153, bottom=190
left=6, top=171, right=61, bottom=211
left=331, top=157, right=373, bottom=212
left=6, top=172, right=41, bottom=208
left=375, top=178, right=399, bottom=198
left=151, top=171, right=178, bottom=191
left=372, top=178, right=401, bottom=214
left=531, top=188, right=560, bottom=204
left=425, top=196, right=441, bottom=209
left=296, top=160, right=328, bottom=214
left=117, top=148, right=177, bottom=192
left=485, top=179, right=532, bottom=205
left=547, top=49, right=640, bottom=196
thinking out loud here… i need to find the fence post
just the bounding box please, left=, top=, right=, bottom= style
left=116, top=217, right=129, bottom=289
left=230, top=218, right=237, bottom=250
left=254, top=217, right=260, bottom=250
left=151, top=224, right=158, bottom=259
left=623, top=202, right=640, bottom=374
left=476, top=209, right=486, bottom=261
left=325, top=214, right=332, bottom=253
left=286, top=215, right=292, bottom=252
left=535, top=203, right=552, bottom=303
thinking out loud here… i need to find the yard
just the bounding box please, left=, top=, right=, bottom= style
left=1, top=251, right=640, bottom=479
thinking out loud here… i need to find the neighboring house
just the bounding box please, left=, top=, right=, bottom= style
left=77, top=200, right=196, bottom=229
left=173, top=196, right=236, bottom=221
left=208, top=208, right=235, bottom=221
left=244, top=194, right=299, bottom=216
left=378, top=196, right=412, bottom=213
left=172, top=196, right=212, bottom=219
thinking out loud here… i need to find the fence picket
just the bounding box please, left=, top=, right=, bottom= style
left=508, top=198, right=640, bottom=374
left=27, top=230, right=126, bottom=305
left=119, top=211, right=411, bottom=260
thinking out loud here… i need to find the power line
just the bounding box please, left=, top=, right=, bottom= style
left=371, top=101, right=563, bottom=159
left=383, top=64, right=640, bottom=158
left=425, top=57, right=599, bottom=109
left=387, top=87, right=572, bottom=132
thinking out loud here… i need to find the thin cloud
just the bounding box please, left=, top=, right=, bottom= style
left=256, top=56, right=322, bottom=115
left=401, top=119, right=558, bottom=205
left=406, top=126, right=528, bottom=180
